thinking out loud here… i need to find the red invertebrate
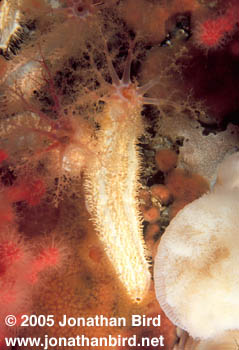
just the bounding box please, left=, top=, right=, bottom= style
left=28, top=239, right=67, bottom=284
left=194, top=4, right=239, bottom=50
left=0, top=150, right=8, bottom=163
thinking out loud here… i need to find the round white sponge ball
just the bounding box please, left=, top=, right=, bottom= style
left=154, top=187, right=239, bottom=340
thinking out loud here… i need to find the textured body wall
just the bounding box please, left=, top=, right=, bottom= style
left=85, top=95, right=150, bottom=301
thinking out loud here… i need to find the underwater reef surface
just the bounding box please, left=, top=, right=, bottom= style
left=0, top=0, right=239, bottom=349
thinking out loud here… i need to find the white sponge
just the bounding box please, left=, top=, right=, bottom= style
left=215, top=152, right=239, bottom=190
left=154, top=153, right=239, bottom=340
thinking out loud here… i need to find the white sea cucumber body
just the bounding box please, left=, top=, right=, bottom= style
left=85, top=97, right=150, bottom=301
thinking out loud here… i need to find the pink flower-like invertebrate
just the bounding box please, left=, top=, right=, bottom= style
left=194, top=4, right=239, bottom=50
left=28, top=239, right=68, bottom=284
